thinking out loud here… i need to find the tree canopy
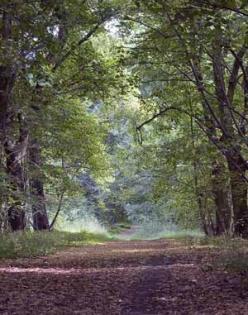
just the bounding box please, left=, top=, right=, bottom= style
left=0, top=0, right=248, bottom=238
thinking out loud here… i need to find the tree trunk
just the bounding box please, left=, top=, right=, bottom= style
left=211, top=36, right=248, bottom=237
left=0, top=67, right=14, bottom=136
left=211, top=161, right=231, bottom=235
left=0, top=9, right=14, bottom=135
left=4, top=114, right=29, bottom=231
left=226, top=154, right=248, bottom=237
left=29, top=140, right=49, bottom=230
left=49, top=191, right=65, bottom=230
left=0, top=66, right=14, bottom=229
left=196, top=191, right=209, bottom=235
left=0, top=11, right=28, bottom=231
left=7, top=206, right=25, bottom=231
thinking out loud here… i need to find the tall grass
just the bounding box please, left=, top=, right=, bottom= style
left=56, top=216, right=108, bottom=234
left=0, top=230, right=111, bottom=259
left=122, top=221, right=203, bottom=240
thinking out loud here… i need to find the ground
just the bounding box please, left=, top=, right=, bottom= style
left=0, top=237, right=247, bottom=314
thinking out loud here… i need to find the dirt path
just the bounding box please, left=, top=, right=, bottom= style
left=0, top=239, right=247, bottom=314
left=118, top=225, right=141, bottom=239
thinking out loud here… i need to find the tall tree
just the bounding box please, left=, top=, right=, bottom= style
left=0, top=0, right=118, bottom=230
left=126, top=0, right=248, bottom=236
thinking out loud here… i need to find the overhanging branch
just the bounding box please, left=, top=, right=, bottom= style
left=136, top=106, right=202, bottom=131
left=53, top=13, right=114, bottom=71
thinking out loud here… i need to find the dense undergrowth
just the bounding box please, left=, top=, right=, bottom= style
left=0, top=230, right=111, bottom=259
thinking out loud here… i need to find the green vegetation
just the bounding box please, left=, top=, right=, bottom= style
left=1, top=2, right=248, bottom=313
left=0, top=231, right=111, bottom=259
left=0, top=1, right=248, bottom=259
left=130, top=230, right=204, bottom=241
left=184, top=235, right=248, bottom=273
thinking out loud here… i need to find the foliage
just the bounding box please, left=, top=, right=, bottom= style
left=1, top=0, right=248, bottom=239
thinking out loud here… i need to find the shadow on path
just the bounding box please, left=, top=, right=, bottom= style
left=0, top=239, right=247, bottom=314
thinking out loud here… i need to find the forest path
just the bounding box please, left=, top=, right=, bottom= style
left=118, top=224, right=141, bottom=239
left=0, top=239, right=247, bottom=314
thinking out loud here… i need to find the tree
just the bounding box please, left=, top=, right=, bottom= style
left=124, top=0, right=248, bottom=236
left=0, top=0, right=119, bottom=230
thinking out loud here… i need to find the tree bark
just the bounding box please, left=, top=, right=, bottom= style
left=226, top=153, right=248, bottom=237
left=4, top=113, right=29, bottom=230
left=0, top=7, right=28, bottom=231
left=29, top=139, right=49, bottom=230
left=211, top=161, right=231, bottom=235
left=0, top=67, right=28, bottom=231
left=49, top=190, right=65, bottom=230
left=212, top=35, right=248, bottom=237
left=0, top=66, right=15, bottom=228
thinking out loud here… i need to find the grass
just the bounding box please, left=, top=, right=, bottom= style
left=209, top=237, right=248, bottom=273
left=183, top=235, right=248, bottom=274
left=130, top=228, right=203, bottom=241
left=0, top=230, right=112, bottom=259
left=109, top=222, right=132, bottom=235
left=126, top=226, right=248, bottom=274
left=1, top=227, right=247, bottom=275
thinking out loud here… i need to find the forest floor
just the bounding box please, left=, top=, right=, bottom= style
left=0, top=236, right=247, bottom=314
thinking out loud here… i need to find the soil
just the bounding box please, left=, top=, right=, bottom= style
left=0, top=238, right=247, bottom=314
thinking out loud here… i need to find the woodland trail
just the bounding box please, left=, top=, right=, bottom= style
left=0, top=239, right=247, bottom=315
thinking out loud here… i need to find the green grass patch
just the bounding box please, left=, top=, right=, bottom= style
left=0, top=230, right=112, bottom=259
left=183, top=235, right=247, bottom=248
left=130, top=229, right=203, bottom=241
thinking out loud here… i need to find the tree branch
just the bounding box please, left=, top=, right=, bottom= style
left=199, top=0, right=248, bottom=17
left=53, top=13, right=113, bottom=71
left=227, top=45, right=247, bottom=103
left=49, top=190, right=65, bottom=230
left=136, top=106, right=202, bottom=130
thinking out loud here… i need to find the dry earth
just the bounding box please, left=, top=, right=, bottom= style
left=0, top=238, right=247, bottom=314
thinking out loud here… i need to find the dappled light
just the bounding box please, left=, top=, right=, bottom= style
left=0, top=240, right=248, bottom=314
left=0, top=267, right=81, bottom=275
left=0, top=0, right=248, bottom=313
left=0, top=263, right=197, bottom=275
